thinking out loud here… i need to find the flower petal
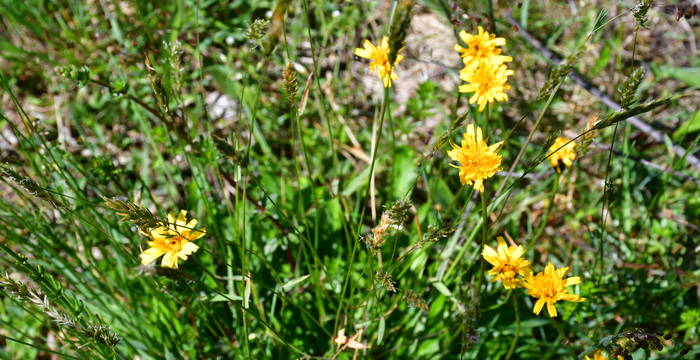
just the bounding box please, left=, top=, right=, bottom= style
left=533, top=298, right=545, bottom=315
left=140, top=247, right=166, bottom=265
left=547, top=302, right=558, bottom=317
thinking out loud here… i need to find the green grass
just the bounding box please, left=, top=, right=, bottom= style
left=0, top=0, right=699, bottom=359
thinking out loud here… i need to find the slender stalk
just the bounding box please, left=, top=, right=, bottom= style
left=334, top=84, right=391, bottom=338
left=475, top=188, right=489, bottom=297
left=505, top=292, right=520, bottom=360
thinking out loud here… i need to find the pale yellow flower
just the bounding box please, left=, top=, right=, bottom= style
left=522, top=262, right=585, bottom=317
left=139, top=210, right=205, bottom=268
left=354, top=36, right=403, bottom=87
left=547, top=137, right=577, bottom=172
left=447, top=123, right=503, bottom=192
left=481, top=237, right=532, bottom=289
left=454, top=26, right=512, bottom=71
left=459, top=60, right=513, bottom=112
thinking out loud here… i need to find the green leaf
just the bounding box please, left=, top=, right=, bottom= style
left=377, top=316, right=385, bottom=345
left=281, top=274, right=310, bottom=291
left=432, top=281, right=452, bottom=297
left=652, top=64, right=700, bottom=88
left=673, top=110, right=700, bottom=140
left=391, top=146, right=418, bottom=199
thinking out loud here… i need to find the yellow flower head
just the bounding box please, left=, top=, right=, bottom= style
left=447, top=123, right=503, bottom=192
left=548, top=137, right=577, bottom=172
left=522, top=262, right=585, bottom=317
left=454, top=26, right=512, bottom=70
left=354, top=36, right=403, bottom=88
left=459, top=60, right=513, bottom=112
left=139, top=210, right=206, bottom=269
left=481, top=237, right=532, bottom=289
left=584, top=350, right=609, bottom=360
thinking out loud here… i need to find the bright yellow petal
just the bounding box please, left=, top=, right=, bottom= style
left=546, top=302, right=558, bottom=317
left=161, top=251, right=178, bottom=268
left=565, top=276, right=581, bottom=286
left=533, top=298, right=545, bottom=315
left=140, top=247, right=166, bottom=265
left=178, top=241, right=200, bottom=260
left=189, top=228, right=206, bottom=241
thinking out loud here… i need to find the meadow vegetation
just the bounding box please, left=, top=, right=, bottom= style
left=0, top=0, right=699, bottom=359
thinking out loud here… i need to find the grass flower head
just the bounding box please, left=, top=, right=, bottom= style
left=139, top=210, right=205, bottom=269
left=548, top=137, right=577, bottom=172
left=481, top=237, right=532, bottom=289
left=522, top=262, right=585, bottom=317
left=454, top=26, right=512, bottom=70
left=447, top=124, right=503, bottom=192
left=354, top=36, right=403, bottom=87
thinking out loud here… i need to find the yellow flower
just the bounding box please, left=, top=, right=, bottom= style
left=459, top=60, right=513, bottom=112
left=548, top=137, right=577, bottom=172
left=584, top=350, right=608, bottom=360
left=454, top=26, right=512, bottom=70
left=481, top=237, right=532, bottom=289
left=354, top=36, right=403, bottom=87
left=447, top=123, right=503, bottom=192
left=139, top=210, right=205, bottom=269
left=522, top=262, right=585, bottom=317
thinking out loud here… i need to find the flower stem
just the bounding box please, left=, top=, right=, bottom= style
left=505, top=292, right=520, bottom=360
left=476, top=187, right=489, bottom=297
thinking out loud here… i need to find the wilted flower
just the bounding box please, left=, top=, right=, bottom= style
left=481, top=237, right=532, bottom=289
left=354, top=36, right=403, bottom=87
left=522, top=263, right=585, bottom=317
left=454, top=26, right=512, bottom=71
left=139, top=210, right=205, bottom=268
left=548, top=137, right=576, bottom=172
left=459, top=60, right=513, bottom=112
left=447, top=124, right=503, bottom=192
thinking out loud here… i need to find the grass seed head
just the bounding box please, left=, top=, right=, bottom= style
left=0, top=163, right=63, bottom=209
left=616, top=67, right=646, bottom=109
left=388, top=0, right=414, bottom=66
left=102, top=196, right=164, bottom=233
left=283, top=62, right=298, bottom=106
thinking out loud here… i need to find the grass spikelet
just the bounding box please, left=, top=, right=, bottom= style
left=101, top=196, right=164, bottom=233
left=246, top=18, right=270, bottom=45
left=375, top=271, right=397, bottom=293
left=145, top=56, right=169, bottom=114
left=388, top=0, right=415, bottom=66
left=537, top=48, right=583, bottom=101
left=0, top=163, right=63, bottom=209
left=616, top=67, right=646, bottom=109
left=403, top=289, right=428, bottom=311
left=366, top=200, right=412, bottom=249
left=0, top=273, right=120, bottom=348
left=575, top=115, right=599, bottom=159
left=283, top=62, right=298, bottom=106
left=595, top=96, right=674, bottom=129
left=633, top=0, right=654, bottom=30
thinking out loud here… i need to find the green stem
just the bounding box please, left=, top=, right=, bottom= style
left=333, top=84, right=391, bottom=339
left=476, top=188, right=489, bottom=297
left=505, top=292, right=520, bottom=360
